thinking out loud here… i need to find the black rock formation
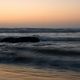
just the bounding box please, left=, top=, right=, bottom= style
left=0, top=37, right=40, bottom=43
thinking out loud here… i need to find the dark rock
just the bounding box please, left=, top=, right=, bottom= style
left=0, top=37, right=40, bottom=43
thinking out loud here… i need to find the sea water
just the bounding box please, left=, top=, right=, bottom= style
left=0, top=28, right=80, bottom=72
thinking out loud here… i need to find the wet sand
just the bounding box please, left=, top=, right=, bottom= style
left=0, top=64, right=80, bottom=80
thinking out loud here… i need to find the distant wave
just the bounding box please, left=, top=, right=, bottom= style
left=0, top=28, right=80, bottom=33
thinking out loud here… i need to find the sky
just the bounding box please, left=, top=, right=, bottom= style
left=0, top=0, right=80, bottom=27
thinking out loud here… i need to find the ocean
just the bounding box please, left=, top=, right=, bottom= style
left=0, top=28, right=80, bottom=72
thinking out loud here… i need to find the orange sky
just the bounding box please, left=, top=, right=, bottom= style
left=0, top=0, right=80, bottom=26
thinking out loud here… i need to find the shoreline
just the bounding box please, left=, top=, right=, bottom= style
left=0, top=64, right=80, bottom=80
